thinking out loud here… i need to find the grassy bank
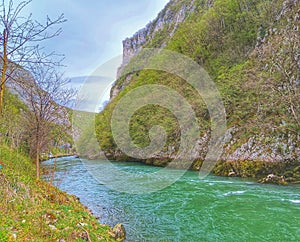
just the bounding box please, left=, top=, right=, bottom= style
left=0, top=144, right=116, bottom=241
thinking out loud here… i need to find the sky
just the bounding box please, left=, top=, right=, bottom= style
left=24, top=0, right=169, bottom=78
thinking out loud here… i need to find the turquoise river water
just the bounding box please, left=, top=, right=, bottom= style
left=43, top=156, right=300, bottom=241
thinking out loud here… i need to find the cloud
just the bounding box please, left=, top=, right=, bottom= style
left=24, top=0, right=169, bottom=77
left=69, top=75, right=114, bottom=112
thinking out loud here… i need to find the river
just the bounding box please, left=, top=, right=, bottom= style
left=43, top=156, right=300, bottom=241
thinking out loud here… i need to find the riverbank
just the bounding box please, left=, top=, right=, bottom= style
left=213, top=160, right=300, bottom=185
left=0, top=145, right=117, bottom=241
left=87, top=153, right=300, bottom=185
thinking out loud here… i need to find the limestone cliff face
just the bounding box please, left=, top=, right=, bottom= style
left=121, top=1, right=194, bottom=65
left=113, top=0, right=204, bottom=98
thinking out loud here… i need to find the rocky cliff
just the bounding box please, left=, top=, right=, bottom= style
left=121, top=0, right=195, bottom=62
left=94, top=0, right=300, bottom=183
left=113, top=0, right=212, bottom=98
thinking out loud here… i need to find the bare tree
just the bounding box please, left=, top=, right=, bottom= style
left=17, top=64, right=75, bottom=180
left=0, top=0, right=66, bottom=114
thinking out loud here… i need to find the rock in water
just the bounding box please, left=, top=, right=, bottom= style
left=110, top=224, right=126, bottom=241
left=259, top=174, right=288, bottom=185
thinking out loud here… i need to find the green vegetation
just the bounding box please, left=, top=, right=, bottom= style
left=0, top=144, right=115, bottom=241
left=0, top=0, right=75, bottom=180
left=94, top=0, right=299, bottom=180
left=0, top=87, right=74, bottom=178
left=0, top=90, right=28, bottom=151
left=0, top=71, right=106, bottom=241
left=73, top=111, right=102, bottom=159
left=0, top=2, right=116, bottom=240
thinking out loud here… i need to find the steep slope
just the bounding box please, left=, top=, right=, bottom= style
left=0, top=144, right=116, bottom=241
left=96, top=0, right=300, bottom=183
left=113, top=0, right=212, bottom=97
left=0, top=89, right=119, bottom=241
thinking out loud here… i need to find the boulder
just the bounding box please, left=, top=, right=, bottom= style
left=228, top=171, right=236, bottom=177
left=259, top=174, right=288, bottom=185
left=110, top=224, right=126, bottom=241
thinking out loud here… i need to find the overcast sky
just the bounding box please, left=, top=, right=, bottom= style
left=25, top=0, right=169, bottom=78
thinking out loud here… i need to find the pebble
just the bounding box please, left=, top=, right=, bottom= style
left=49, top=224, right=57, bottom=230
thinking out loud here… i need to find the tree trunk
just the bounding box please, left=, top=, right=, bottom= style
left=0, top=29, right=8, bottom=115
left=36, top=127, right=41, bottom=180
left=36, top=143, right=40, bottom=180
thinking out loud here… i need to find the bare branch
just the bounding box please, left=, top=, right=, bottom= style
left=0, top=0, right=66, bottom=115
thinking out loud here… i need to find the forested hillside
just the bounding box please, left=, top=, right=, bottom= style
left=95, top=0, right=300, bottom=183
